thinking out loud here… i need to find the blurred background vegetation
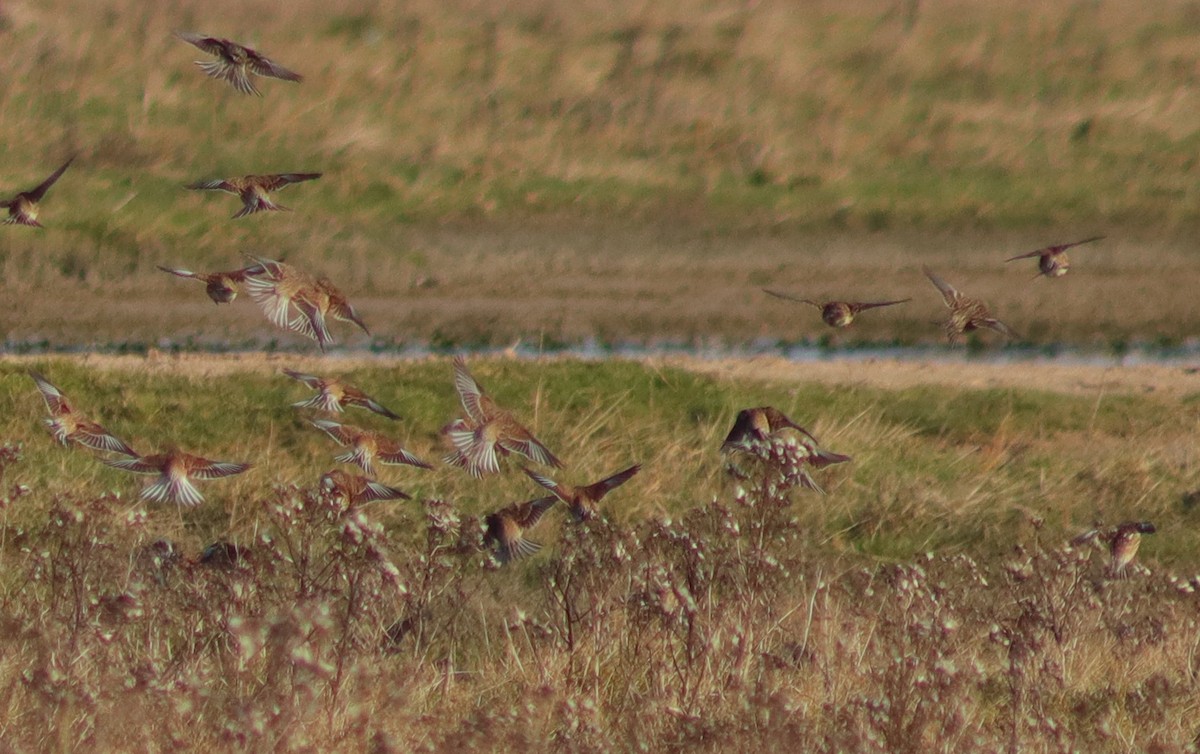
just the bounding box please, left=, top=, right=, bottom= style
left=1, top=0, right=1198, bottom=346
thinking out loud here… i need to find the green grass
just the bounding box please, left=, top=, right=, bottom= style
left=1, top=355, right=1199, bottom=749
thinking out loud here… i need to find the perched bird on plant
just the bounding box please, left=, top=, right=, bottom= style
left=1005, top=236, right=1104, bottom=279
left=319, top=469, right=411, bottom=507
left=721, top=407, right=850, bottom=494
left=174, top=31, right=302, bottom=96
left=186, top=173, right=321, bottom=219
left=1071, top=521, right=1157, bottom=576
left=763, top=290, right=911, bottom=328
left=721, top=407, right=850, bottom=466
left=484, top=496, right=557, bottom=564
left=282, top=369, right=400, bottom=419
left=29, top=370, right=137, bottom=457
left=102, top=448, right=252, bottom=506
left=310, top=419, right=432, bottom=477
left=1, top=156, right=73, bottom=227
left=443, top=356, right=563, bottom=478
left=923, top=266, right=1018, bottom=343
left=157, top=262, right=266, bottom=304
left=523, top=464, right=641, bottom=522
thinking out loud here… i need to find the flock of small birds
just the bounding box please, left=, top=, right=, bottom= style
left=8, top=33, right=1150, bottom=573
left=765, top=235, right=1106, bottom=341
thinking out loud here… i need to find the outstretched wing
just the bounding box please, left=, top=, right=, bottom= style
left=310, top=419, right=357, bottom=446
left=173, top=31, right=228, bottom=56
left=980, top=317, right=1019, bottom=340
left=260, top=173, right=322, bottom=192
left=452, top=356, right=488, bottom=421
left=763, top=289, right=821, bottom=308
left=28, top=370, right=71, bottom=415
left=157, top=265, right=202, bottom=281
left=246, top=50, right=303, bottom=82
left=190, top=459, right=253, bottom=480
left=25, top=157, right=74, bottom=201
left=186, top=179, right=238, bottom=193
left=282, top=368, right=324, bottom=390
left=581, top=464, right=642, bottom=500
left=522, top=467, right=570, bottom=503
left=922, top=266, right=961, bottom=307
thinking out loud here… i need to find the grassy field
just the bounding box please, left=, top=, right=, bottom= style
left=0, top=354, right=1198, bottom=749
left=2, top=0, right=1200, bottom=348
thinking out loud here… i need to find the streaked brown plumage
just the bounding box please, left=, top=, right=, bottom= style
left=320, top=469, right=411, bottom=507
left=484, top=496, right=557, bottom=564
left=174, top=31, right=301, bottom=96
left=763, top=289, right=911, bottom=328
left=923, top=266, right=1019, bottom=343
left=282, top=369, right=400, bottom=419
left=1005, top=236, right=1104, bottom=278
left=29, top=370, right=137, bottom=457
left=523, top=464, right=641, bottom=522
left=721, top=407, right=850, bottom=466
left=310, top=419, right=431, bottom=476
left=103, top=448, right=252, bottom=507
left=1, top=156, right=73, bottom=227
left=1071, top=520, right=1156, bottom=576
left=243, top=256, right=367, bottom=351
left=442, top=356, right=564, bottom=478
left=157, top=262, right=264, bottom=304
left=186, top=173, right=321, bottom=219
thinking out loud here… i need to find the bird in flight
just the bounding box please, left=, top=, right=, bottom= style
left=174, top=31, right=302, bottom=96
left=763, top=290, right=911, bottom=328
left=310, top=419, right=432, bottom=477
left=1005, top=236, right=1104, bottom=278
left=442, top=356, right=563, bottom=478
left=282, top=369, right=400, bottom=419
left=923, top=266, right=1018, bottom=343
left=523, top=464, right=641, bottom=522
left=484, top=496, right=558, bottom=564
left=103, top=448, right=252, bottom=507
left=157, top=262, right=266, bottom=304
left=1, top=156, right=74, bottom=227
left=186, top=173, right=321, bottom=219
left=29, top=370, right=137, bottom=457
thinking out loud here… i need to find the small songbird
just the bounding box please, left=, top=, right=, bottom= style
left=186, top=173, right=321, bottom=219
left=320, top=469, right=411, bottom=507
left=310, top=419, right=432, bottom=477
left=29, top=370, right=137, bottom=456
left=1, top=156, right=73, bottom=227
left=923, top=266, right=1018, bottom=343
left=523, top=464, right=641, bottom=522
left=442, top=356, right=563, bottom=478
left=157, top=262, right=265, bottom=304
left=314, top=276, right=370, bottom=336
left=1005, top=236, right=1104, bottom=278
left=174, top=31, right=302, bottom=96
left=1071, top=521, right=1157, bottom=576
left=484, top=496, right=557, bottom=564
left=763, top=290, right=911, bottom=328
left=282, top=369, right=400, bottom=419
left=199, top=540, right=251, bottom=570
left=103, top=449, right=252, bottom=506
left=721, top=407, right=851, bottom=467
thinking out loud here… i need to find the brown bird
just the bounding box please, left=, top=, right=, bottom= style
left=199, top=540, right=251, bottom=570
left=282, top=369, right=400, bottom=419
left=1071, top=521, right=1157, bottom=576
left=320, top=469, right=411, bottom=507
left=1, top=156, right=73, bottom=227
left=923, top=266, right=1019, bottom=343
left=174, top=31, right=301, bottom=96
left=310, top=419, right=432, bottom=476
left=186, top=173, right=321, bottom=219
left=442, top=356, right=564, bottom=478
left=157, top=262, right=265, bottom=304
left=524, top=464, right=641, bottom=522
left=721, top=407, right=851, bottom=467
left=484, top=496, right=557, bottom=564
left=314, top=276, right=370, bottom=336
left=763, top=290, right=911, bottom=328
left=103, top=449, right=252, bottom=506
left=242, top=255, right=327, bottom=345
left=1005, top=236, right=1104, bottom=278
left=29, top=370, right=137, bottom=456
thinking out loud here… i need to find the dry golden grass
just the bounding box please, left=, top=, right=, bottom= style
left=2, top=1, right=1200, bottom=348
left=0, top=355, right=1198, bottom=750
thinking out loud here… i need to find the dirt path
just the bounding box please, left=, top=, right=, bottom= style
left=7, top=352, right=1197, bottom=399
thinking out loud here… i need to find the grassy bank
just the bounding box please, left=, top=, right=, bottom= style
left=0, top=355, right=1197, bottom=748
